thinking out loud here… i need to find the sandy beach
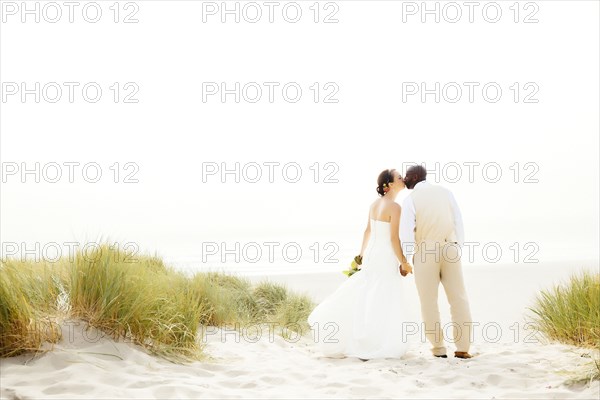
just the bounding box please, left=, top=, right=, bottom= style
left=1, top=262, right=599, bottom=399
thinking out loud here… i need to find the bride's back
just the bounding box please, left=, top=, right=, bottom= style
left=369, top=197, right=396, bottom=222
left=362, top=198, right=398, bottom=274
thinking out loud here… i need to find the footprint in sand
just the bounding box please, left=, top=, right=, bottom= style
left=199, top=363, right=228, bottom=372
left=9, top=380, right=34, bottom=387
left=430, top=375, right=460, bottom=386
left=350, top=378, right=373, bottom=385
left=153, top=385, right=205, bottom=398
left=351, top=385, right=382, bottom=396
left=42, top=383, right=94, bottom=395
left=224, top=369, right=249, bottom=378
left=470, top=381, right=486, bottom=389
left=127, top=380, right=155, bottom=389
left=192, top=369, right=215, bottom=378
left=324, top=382, right=346, bottom=388
left=259, top=375, right=287, bottom=385
left=414, top=379, right=426, bottom=388
left=486, top=374, right=503, bottom=385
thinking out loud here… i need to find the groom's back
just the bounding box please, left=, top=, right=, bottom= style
left=411, top=183, right=458, bottom=245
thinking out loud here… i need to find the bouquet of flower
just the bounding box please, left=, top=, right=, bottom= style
left=342, top=255, right=363, bottom=277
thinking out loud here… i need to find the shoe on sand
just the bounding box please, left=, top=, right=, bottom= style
left=454, top=351, right=473, bottom=359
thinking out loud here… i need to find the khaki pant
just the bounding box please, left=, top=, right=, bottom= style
left=413, top=242, right=473, bottom=356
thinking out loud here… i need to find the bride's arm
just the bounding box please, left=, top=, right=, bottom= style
left=359, top=215, right=371, bottom=258
left=391, top=205, right=412, bottom=274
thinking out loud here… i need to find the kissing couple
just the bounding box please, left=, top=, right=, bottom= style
left=307, top=165, right=474, bottom=360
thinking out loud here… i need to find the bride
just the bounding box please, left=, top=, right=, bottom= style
left=307, top=168, right=414, bottom=360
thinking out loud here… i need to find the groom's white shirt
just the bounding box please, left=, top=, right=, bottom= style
left=400, top=180, right=465, bottom=259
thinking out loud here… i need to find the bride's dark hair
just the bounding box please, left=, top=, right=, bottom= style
left=376, top=169, right=396, bottom=197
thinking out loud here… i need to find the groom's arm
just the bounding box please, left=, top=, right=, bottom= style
left=448, top=190, right=465, bottom=246
left=400, top=196, right=416, bottom=262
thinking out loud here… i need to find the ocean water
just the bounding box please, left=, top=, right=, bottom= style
left=160, top=235, right=599, bottom=277
left=148, top=224, right=599, bottom=276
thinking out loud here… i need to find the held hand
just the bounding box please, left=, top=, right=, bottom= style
left=400, top=263, right=413, bottom=276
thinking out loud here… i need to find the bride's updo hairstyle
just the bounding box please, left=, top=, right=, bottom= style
left=376, top=169, right=396, bottom=197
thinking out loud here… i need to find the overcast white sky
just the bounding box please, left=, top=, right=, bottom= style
left=1, top=1, right=598, bottom=272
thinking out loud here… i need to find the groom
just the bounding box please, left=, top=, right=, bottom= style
left=400, top=165, right=474, bottom=359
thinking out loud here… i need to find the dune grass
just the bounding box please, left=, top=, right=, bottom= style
left=190, top=272, right=258, bottom=326
left=529, top=270, right=600, bottom=348
left=0, top=259, right=64, bottom=357
left=68, top=245, right=208, bottom=361
left=188, top=271, right=314, bottom=338
left=1, top=244, right=315, bottom=362
left=529, top=269, right=600, bottom=384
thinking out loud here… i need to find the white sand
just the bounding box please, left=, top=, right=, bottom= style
left=1, top=263, right=599, bottom=399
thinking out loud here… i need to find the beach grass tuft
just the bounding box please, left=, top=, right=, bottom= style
left=529, top=269, right=600, bottom=383
left=68, top=244, right=207, bottom=361
left=529, top=270, right=600, bottom=348
left=0, top=259, right=64, bottom=357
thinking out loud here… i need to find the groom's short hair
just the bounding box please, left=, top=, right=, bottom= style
left=406, top=165, right=427, bottom=182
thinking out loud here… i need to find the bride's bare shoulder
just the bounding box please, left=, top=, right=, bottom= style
left=370, top=197, right=383, bottom=206
left=389, top=201, right=401, bottom=213
left=371, top=198, right=400, bottom=217
left=368, top=198, right=383, bottom=216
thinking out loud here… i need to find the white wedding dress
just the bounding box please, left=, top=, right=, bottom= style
left=307, top=219, right=411, bottom=359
